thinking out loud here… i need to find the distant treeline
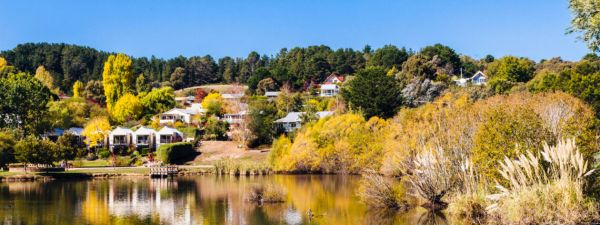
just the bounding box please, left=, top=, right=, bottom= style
left=0, top=42, right=483, bottom=94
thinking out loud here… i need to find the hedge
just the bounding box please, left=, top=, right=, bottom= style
left=156, top=142, right=195, bottom=164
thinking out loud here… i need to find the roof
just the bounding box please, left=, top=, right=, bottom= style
left=320, top=84, right=339, bottom=90
left=323, top=72, right=345, bottom=84
left=471, top=71, right=487, bottom=79
left=111, top=127, right=134, bottom=136
left=66, top=127, right=84, bottom=136
left=162, top=108, right=197, bottom=115
left=222, top=93, right=244, bottom=99
left=265, top=91, right=280, bottom=97
left=274, top=111, right=334, bottom=123
left=157, top=126, right=183, bottom=136
left=134, top=126, right=156, bottom=135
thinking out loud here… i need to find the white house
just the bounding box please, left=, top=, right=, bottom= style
left=274, top=111, right=333, bottom=132
left=133, top=126, right=157, bottom=150
left=109, top=127, right=134, bottom=150
left=264, top=91, right=280, bottom=99
left=156, top=126, right=184, bottom=149
left=159, top=108, right=198, bottom=124
left=66, top=127, right=85, bottom=145
left=319, top=72, right=345, bottom=97
left=454, top=71, right=487, bottom=87
left=185, top=103, right=206, bottom=115
left=222, top=110, right=247, bottom=124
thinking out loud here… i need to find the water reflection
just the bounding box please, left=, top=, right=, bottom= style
left=0, top=175, right=448, bottom=225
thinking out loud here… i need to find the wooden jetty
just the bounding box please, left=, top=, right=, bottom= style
left=149, top=166, right=178, bottom=178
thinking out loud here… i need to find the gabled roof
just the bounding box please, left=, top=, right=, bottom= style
left=111, top=127, right=134, bottom=136
left=471, top=71, right=487, bottom=79
left=323, top=72, right=345, bottom=84
left=66, top=127, right=84, bottom=136
left=157, top=126, right=183, bottom=136
left=274, top=111, right=334, bottom=123
left=162, top=108, right=197, bottom=115
left=134, top=126, right=156, bottom=135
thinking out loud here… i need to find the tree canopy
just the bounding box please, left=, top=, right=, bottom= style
left=341, top=67, right=403, bottom=119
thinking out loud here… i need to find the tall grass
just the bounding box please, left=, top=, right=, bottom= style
left=404, top=148, right=454, bottom=209
left=487, top=139, right=598, bottom=224
left=358, top=171, right=411, bottom=210
left=213, top=159, right=271, bottom=176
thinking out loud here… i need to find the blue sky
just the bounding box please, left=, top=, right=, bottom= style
left=0, top=0, right=590, bottom=61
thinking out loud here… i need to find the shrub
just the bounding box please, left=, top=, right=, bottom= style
left=97, top=149, right=111, bottom=159
left=138, top=148, right=150, bottom=156
left=404, top=147, right=455, bottom=209
left=156, top=142, right=195, bottom=164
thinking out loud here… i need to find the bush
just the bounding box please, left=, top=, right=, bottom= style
left=246, top=185, right=286, bottom=204
left=358, top=171, right=410, bottom=210
left=156, top=142, right=195, bottom=164
left=97, top=149, right=110, bottom=159
left=138, top=148, right=150, bottom=156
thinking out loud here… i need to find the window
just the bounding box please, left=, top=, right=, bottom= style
left=114, top=135, right=127, bottom=145
left=160, top=135, right=172, bottom=144
left=137, top=135, right=149, bottom=145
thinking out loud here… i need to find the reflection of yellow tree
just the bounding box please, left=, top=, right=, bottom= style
left=82, top=190, right=110, bottom=225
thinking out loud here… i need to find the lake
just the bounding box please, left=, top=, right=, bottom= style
left=0, top=175, right=446, bottom=225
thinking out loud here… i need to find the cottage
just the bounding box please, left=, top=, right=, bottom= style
left=156, top=126, right=184, bottom=149
left=454, top=71, right=487, bottom=86
left=109, top=127, right=134, bottom=150
left=159, top=108, right=198, bottom=124
left=186, top=103, right=206, bottom=115
left=175, top=96, right=195, bottom=106
left=222, top=111, right=247, bottom=124
left=133, top=126, right=157, bottom=150
left=319, top=72, right=345, bottom=97
left=274, top=111, right=333, bottom=132
left=66, top=127, right=85, bottom=145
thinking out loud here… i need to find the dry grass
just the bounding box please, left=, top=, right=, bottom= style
left=213, top=159, right=270, bottom=176
left=358, top=171, right=411, bottom=210
left=404, top=147, right=454, bottom=209
left=487, top=139, right=598, bottom=224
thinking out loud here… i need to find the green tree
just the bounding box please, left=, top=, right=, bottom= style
left=569, top=0, right=600, bottom=51
left=0, top=72, right=54, bottom=134
left=14, top=135, right=57, bottom=166
left=0, top=131, right=16, bottom=169
left=420, top=43, right=461, bottom=74
left=72, top=80, right=83, bottom=97
left=139, top=87, right=176, bottom=117
left=135, top=73, right=148, bottom=93
left=111, top=93, right=143, bottom=124
left=203, top=117, right=229, bottom=140
left=56, top=133, right=82, bottom=166
left=367, top=45, right=410, bottom=69
left=487, top=56, right=535, bottom=93
left=401, top=54, right=436, bottom=80
left=102, top=53, right=134, bottom=111
left=341, top=67, right=403, bottom=119
left=247, top=97, right=278, bottom=148
left=84, top=80, right=105, bottom=104
left=170, top=67, right=186, bottom=90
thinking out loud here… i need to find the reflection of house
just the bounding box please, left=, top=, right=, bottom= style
left=109, top=127, right=134, bottom=150
left=156, top=127, right=184, bottom=149
left=274, top=111, right=333, bottom=132
left=133, top=126, right=157, bottom=150
left=159, top=108, right=197, bottom=124
left=320, top=73, right=345, bottom=97
left=454, top=71, right=487, bottom=86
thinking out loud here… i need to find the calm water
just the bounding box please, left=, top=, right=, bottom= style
left=0, top=175, right=446, bottom=225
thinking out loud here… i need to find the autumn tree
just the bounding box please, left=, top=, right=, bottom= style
left=72, top=80, right=83, bottom=97
left=202, top=92, right=224, bottom=116
left=34, top=65, right=58, bottom=93
left=82, top=117, right=111, bottom=149
left=111, top=93, right=143, bottom=124
left=102, top=53, right=134, bottom=111
left=135, top=73, right=148, bottom=93
left=341, top=67, right=403, bottom=119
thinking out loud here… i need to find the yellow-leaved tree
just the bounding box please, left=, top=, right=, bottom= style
left=0, top=57, right=6, bottom=69
left=34, top=65, right=58, bottom=93
left=72, top=80, right=83, bottom=97
left=111, top=93, right=143, bottom=124
left=102, top=53, right=134, bottom=111
left=202, top=92, right=224, bottom=115
left=82, top=117, right=111, bottom=148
